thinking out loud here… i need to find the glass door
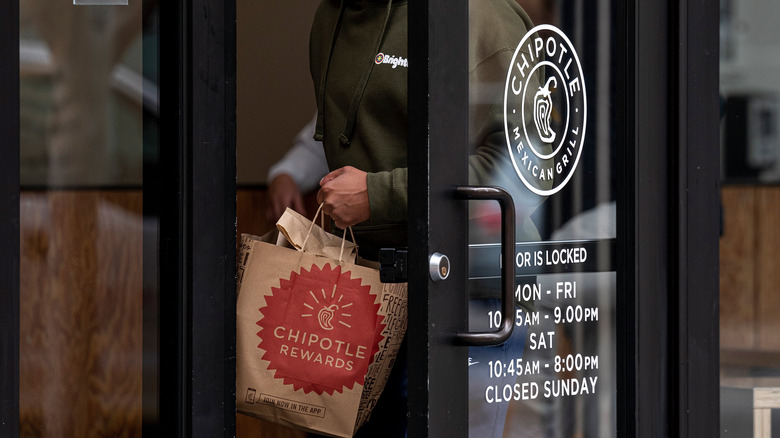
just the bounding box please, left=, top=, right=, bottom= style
left=408, top=2, right=623, bottom=436
left=407, top=0, right=719, bottom=437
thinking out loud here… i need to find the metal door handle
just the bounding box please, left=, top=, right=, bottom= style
left=454, top=186, right=516, bottom=346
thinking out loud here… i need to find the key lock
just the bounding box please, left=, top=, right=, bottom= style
left=429, top=186, right=517, bottom=347
left=428, top=252, right=450, bottom=281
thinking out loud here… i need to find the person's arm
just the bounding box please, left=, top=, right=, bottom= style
left=266, top=174, right=307, bottom=224
left=316, top=162, right=408, bottom=229
left=316, top=166, right=371, bottom=229
left=265, top=115, right=329, bottom=223
left=267, top=115, right=329, bottom=192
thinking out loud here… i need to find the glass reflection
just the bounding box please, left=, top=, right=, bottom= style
left=720, top=0, right=780, bottom=435
left=19, top=1, right=156, bottom=435
left=20, top=1, right=145, bottom=187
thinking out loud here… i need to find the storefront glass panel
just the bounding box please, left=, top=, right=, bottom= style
left=18, top=1, right=158, bottom=434
left=464, top=1, right=619, bottom=436
left=720, top=0, right=780, bottom=435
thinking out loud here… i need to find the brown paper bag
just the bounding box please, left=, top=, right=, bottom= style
left=236, top=210, right=408, bottom=438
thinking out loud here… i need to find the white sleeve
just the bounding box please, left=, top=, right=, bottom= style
left=267, top=114, right=330, bottom=192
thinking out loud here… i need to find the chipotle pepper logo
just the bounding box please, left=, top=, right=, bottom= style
left=257, top=264, right=384, bottom=395
left=504, top=24, right=587, bottom=196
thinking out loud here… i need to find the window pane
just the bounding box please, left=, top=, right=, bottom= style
left=466, top=1, right=619, bottom=436
left=19, top=1, right=157, bottom=434
left=720, top=0, right=780, bottom=435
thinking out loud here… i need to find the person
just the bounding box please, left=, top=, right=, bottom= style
left=309, top=1, right=549, bottom=436
left=264, top=114, right=329, bottom=225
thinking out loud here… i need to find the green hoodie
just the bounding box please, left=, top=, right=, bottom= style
left=310, top=0, right=548, bottom=259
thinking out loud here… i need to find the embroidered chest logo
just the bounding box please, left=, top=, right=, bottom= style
left=375, top=52, right=408, bottom=69
left=504, top=24, right=587, bottom=196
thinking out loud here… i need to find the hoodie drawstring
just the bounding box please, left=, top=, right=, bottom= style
left=314, top=0, right=346, bottom=142
left=338, top=0, right=393, bottom=146
left=314, top=0, right=394, bottom=146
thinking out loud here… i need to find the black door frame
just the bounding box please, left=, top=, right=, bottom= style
left=630, top=0, right=671, bottom=435
left=407, top=1, right=470, bottom=436
left=0, top=0, right=237, bottom=436
left=407, top=0, right=720, bottom=437
left=0, top=0, right=20, bottom=436
left=157, top=0, right=237, bottom=436
left=669, top=0, right=720, bottom=435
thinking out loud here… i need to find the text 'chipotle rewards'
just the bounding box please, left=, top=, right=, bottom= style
left=257, top=263, right=384, bottom=394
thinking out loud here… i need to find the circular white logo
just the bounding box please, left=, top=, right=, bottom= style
left=504, top=25, right=587, bottom=196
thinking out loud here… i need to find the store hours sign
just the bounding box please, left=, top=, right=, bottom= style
left=483, top=276, right=602, bottom=404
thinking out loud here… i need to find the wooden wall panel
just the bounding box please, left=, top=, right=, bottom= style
left=720, top=186, right=757, bottom=350
left=19, top=190, right=143, bottom=437
left=237, top=188, right=272, bottom=240
left=720, top=185, right=780, bottom=356
left=756, top=187, right=780, bottom=351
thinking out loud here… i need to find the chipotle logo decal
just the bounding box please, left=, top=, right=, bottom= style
left=257, top=264, right=384, bottom=395
left=504, top=24, right=587, bottom=196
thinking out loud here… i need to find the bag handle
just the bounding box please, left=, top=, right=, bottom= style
left=300, top=203, right=357, bottom=263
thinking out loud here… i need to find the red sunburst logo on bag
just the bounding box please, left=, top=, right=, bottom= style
left=257, top=263, right=385, bottom=395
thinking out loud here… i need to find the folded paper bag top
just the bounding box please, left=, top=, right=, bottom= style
left=276, top=207, right=358, bottom=264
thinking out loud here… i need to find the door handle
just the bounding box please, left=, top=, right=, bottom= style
left=453, top=186, right=516, bottom=346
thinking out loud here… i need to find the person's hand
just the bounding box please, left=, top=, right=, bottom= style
left=317, top=166, right=369, bottom=229
left=265, top=173, right=306, bottom=225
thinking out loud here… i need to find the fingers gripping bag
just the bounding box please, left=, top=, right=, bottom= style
left=236, top=207, right=408, bottom=437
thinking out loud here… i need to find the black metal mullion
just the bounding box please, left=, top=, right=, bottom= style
left=407, top=1, right=432, bottom=435
left=671, top=0, right=720, bottom=435
left=189, top=0, right=236, bottom=435
left=408, top=0, right=470, bottom=436
left=0, top=0, right=20, bottom=435
left=159, top=0, right=237, bottom=435
left=634, top=0, right=671, bottom=436
left=158, top=0, right=190, bottom=433
left=615, top=0, right=633, bottom=436
left=223, top=0, right=238, bottom=432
